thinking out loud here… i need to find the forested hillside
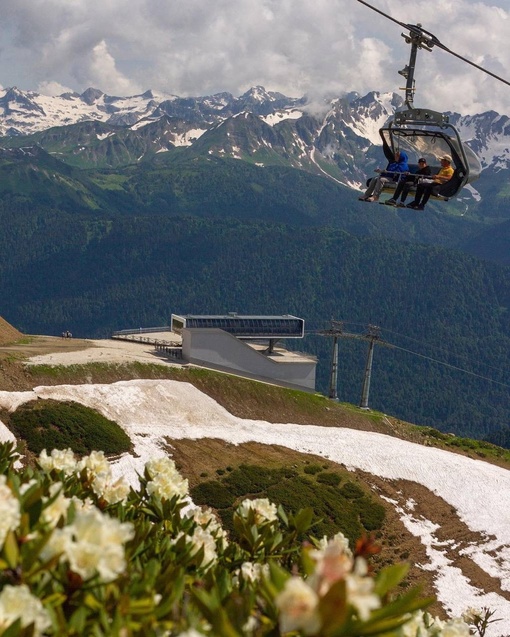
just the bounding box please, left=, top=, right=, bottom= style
left=0, top=149, right=494, bottom=251
left=1, top=205, right=509, bottom=443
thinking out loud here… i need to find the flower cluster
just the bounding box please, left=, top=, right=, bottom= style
left=0, top=475, right=20, bottom=546
left=236, top=497, right=278, bottom=524
left=0, top=585, right=51, bottom=636
left=275, top=533, right=381, bottom=634
left=401, top=610, right=471, bottom=636
left=145, top=455, right=189, bottom=500
left=42, top=506, right=134, bottom=582
left=0, top=442, right=497, bottom=636
left=38, top=447, right=130, bottom=505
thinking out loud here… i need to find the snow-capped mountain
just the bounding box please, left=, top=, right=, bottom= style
left=1, top=85, right=509, bottom=194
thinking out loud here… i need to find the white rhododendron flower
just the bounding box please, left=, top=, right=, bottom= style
left=316, top=531, right=353, bottom=558
left=237, top=497, right=278, bottom=523
left=0, top=584, right=51, bottom=636
left=91, top=472, right=130, bottom=504
left=437, top=618, right=471, bottom=636
left=400, top=610, right=429, bottom=636
left=77, top=450, right=111, bottom=476
left=43, top=506, right=134, bottom=582
left=145, top=456, right=189, bottom=500
left=42, top=482, right=71, bottom=527
left=240, top=561, right=270, bottom=583
left=0, top=475, right=21, bottom=547
left=275, top=577, right=321, bottom=635
left=461, top=607, right=481, bottom=623
left=71, top=495, right=97, bottom=512
left=309, top=533, right=354, bottom=595
left=174, top=527, right=218, bottom=569
left=38, top=448, right=77, bottom=475
left=345, top=557, right=381, bottom=621
left=187, top=506, right=228, bottom=548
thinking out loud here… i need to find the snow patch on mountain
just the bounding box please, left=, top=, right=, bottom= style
left=261, top=109, right=303, bottom=126
left=0, top=378, right=509, bottom=635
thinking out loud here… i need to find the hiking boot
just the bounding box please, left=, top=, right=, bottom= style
left=406, top=202, right=418, bottom=209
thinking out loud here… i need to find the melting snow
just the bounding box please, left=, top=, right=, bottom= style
left=0, top=377, right=509, bottom=634
left=261, top=110, right=303, bottom=126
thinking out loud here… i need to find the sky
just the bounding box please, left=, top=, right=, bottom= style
left=0, top=376, right=510, bottom=636
left=1, top=0, right=509, bottom=115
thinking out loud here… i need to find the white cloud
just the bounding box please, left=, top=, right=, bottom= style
left=0, top=0, right=509, bottom=114
left=36, top=80, right=74, bottom=97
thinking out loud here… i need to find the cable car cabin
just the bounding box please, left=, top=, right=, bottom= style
left=378, top=108, right=481, bottom=201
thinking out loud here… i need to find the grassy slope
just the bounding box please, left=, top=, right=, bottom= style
left=1, top=331, right=509, bottom=618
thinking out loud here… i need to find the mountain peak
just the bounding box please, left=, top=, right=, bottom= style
left=80, top=88, right=105, bottom=105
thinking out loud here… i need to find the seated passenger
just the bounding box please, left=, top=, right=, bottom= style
left=406, top=155, right=454, bottom=210
left=359, top=150, right=409, bottom=202
left=385, top=157, right=431, bottom=207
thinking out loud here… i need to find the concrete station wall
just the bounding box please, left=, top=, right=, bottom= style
left=182, top=328, right=316, bottom=391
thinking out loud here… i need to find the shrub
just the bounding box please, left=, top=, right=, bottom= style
left=223, top=464, right=294, bottom=495
left=191, top=480, right=236, bottom=509
left=340, top=481, right=365, bottom=499
left=0, top=442, right=481, bottom=636
left=303, top=463, right=323, bottom=475
left=7, top=400, right=131, bottom=455
left=359, top=498, right=386, bottom=531
left=316, top=471, right=341, bottom=486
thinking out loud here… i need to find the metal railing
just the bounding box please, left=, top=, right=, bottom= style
left=112, top=326, right=171, bottom=336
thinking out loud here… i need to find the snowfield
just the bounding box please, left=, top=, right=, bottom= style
left=0, top=376, right=509, bottom=635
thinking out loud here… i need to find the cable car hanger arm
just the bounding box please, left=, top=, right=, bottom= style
left=355, top=0, right=510, bottom=89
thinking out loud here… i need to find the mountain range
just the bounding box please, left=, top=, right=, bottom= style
left=1, top=84, right=510, bottom=205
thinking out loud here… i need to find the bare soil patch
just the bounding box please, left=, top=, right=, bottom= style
left=167, top=437, right=509, bottom=619
left=0, top=316, right=24, bottom=346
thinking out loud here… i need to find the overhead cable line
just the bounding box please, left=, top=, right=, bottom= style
left=306, top=323, right=510, bottom=388
left=356, top=0, right=510, bottom=89
left=385, top=343, right=510, bottom=388
left=378, top=326, right=510, bottom=377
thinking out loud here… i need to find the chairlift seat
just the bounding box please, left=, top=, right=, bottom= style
left=378, top=108, right=481, bottom=201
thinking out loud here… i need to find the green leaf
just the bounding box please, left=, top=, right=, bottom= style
left=319, top=579, right=348, bottom=632
left=3, top=530, right=19, bottom=568
left=374, top=562, right=410, bottom=597
left=291, top=507, right=314, bottom=533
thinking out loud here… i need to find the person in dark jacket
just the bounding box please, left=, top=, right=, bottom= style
left=359, top=150, right=409, bottom=202
left=407, top=155, right=454, bottom=210
left=385, top=157, right=432, bottom=207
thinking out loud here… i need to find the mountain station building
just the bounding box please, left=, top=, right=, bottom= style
left=170, top=313, right=317, bottom=391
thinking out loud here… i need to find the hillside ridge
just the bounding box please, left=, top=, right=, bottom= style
left=0, top=316, right=23, bottom=345
left=0, top=324, right=508, bottom=470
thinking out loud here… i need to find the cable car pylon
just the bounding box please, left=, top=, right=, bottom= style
left=318, top=321, right=392, bottom=409
left=318, top=320, right=344, bottom=400
left=360, top=324, right=382, bottom=410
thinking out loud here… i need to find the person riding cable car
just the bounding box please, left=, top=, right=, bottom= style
left=385, top=157, right=431, bottom=207
left=379, top=113, right=481, bottom=201
left=358, top=150, right=409, bottom=202
left=406, top=154, right=454, bottom=210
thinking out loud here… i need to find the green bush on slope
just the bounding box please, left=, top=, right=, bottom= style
left=190, top=463, right=384, bottom=545
left=7, top=399, right=131, bottom=455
